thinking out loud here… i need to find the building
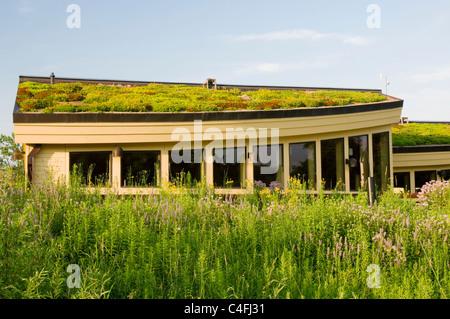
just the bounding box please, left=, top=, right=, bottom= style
left=392, top=121, right=450, bottom=193
left=13, top=75, right=404, bottom=195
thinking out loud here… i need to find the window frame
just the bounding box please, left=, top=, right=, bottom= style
left=120, top=150, right=161, bottom=188
left=69, top=151, right=112, bottom=186
left=212, top=146, right=246, bottom=189
left=168, top=148, right=204, bottom=186
left=320, top=137, right=345, bottom=191
left=289, top=141, right=317, bottom=189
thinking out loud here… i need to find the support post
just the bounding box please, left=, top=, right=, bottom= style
left=368, top=176, right=376, bottom=206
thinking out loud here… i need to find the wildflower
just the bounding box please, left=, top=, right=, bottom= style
left=254, top=180, right=266, bottom=188
left=269, top=181, right=282, bottom=192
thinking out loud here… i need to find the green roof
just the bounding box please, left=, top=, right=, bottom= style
left=16, top=81, right=387, bottom=113
left=392, top=123, right=450, bottom=147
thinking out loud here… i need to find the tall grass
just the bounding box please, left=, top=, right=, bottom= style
left=0, top=168, right=449, bottom=299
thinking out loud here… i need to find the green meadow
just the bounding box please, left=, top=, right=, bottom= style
left=1, top=168, right=449, bottom=299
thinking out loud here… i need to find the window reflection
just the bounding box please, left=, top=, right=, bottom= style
left=253, top=144, right=284, bottom=187
left=213, top=147, right=246, bottom=188
left=373, top=132, right=390, bottom=192
left=349, top=135, right=369, bottom=191
left=321, top=138, right=345, bottom=190
left=289, top=142, right=316, bottom=189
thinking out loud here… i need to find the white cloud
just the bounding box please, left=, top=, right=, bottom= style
left=412, top=67, right=450, bottom=84
left=253, top=63, right=281, bottom=73
left=223, top=29, right=371, bottom=46
left=18, top=0, right=35, bottom=15
left=233, top=59, right=330, bottom=75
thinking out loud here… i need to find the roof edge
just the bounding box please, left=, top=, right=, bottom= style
left=13, top=99, right=403, bottom=123
left=393, top=145, right=450, bottom=153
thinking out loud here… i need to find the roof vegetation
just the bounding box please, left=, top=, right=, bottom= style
left=16, top=81, right=387, bottom=113
left=392, top=123, right=450, bottom=147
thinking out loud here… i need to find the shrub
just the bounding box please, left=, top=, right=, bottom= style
left=416, top=180, right=450, bottom=210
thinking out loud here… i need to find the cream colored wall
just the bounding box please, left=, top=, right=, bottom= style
left=32, top=144, right=67, bottom=185
left=393, top=151, right=450, bottom=168
left=14, top=107, right=402, bottom=144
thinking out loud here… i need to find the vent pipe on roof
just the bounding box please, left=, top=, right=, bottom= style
left=50, top=72, right=55, bottom=85
left=400, top=117, right=409, bottom=125
left=204, top=78, right=217, bottom=90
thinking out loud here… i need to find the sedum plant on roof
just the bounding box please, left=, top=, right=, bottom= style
left=392, top=123, right=450, bottom=147
left=16, top=81, right=387, bottom=113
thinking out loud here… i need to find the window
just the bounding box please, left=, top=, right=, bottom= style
left=289, top=141, right=316, bottom=189
left=321, top=138, right=345, bottom=190
left=213, top=147, right=246, bottom=188
left=438, top=169, right=450, bottom=181
left=415, top=170, right=437, bottom=192
left=69, top=152, right=111, bottom=186
left=121, top=151, right=160, bottom=187
left=349, top=135, right=369, bottom=191
left=169, top=149, right=203, bottom=185
left=373, top=132, right=390, bottom=192
left=253, top=144, right=284, bottom=187
left=394, top=172, right=411, bottom=193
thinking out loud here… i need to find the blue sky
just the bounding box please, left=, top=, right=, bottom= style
left=1, top=0, right=450, bottom=135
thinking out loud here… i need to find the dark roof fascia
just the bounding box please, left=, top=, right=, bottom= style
left=393, top=145, right=450, bottom=153
left=407, top=121, right=450, bottom=125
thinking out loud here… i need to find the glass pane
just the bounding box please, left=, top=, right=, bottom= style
left=213, top=147, right=245, bottom=188
left=121, top=151, right=160, bottom=187
left=373, top=132, right=390, bottom=192
left=415, top=170, right=437, bottom=192
left=69, top=152, right=110, bottom=186
left=349, top=135, right=369, bottom=191
left=289, top=141, right=316, bottom=189
left=253, top=144, right=283, bottom=188
left=169, top=149, right=203, bottom=185
left=321, top=138, right=345, bottom=190
left=439, top=169, right=450, bottom=181
left=394, top=172, right=410, bottom=192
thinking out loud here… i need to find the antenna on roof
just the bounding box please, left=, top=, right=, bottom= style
left=50, top=72, right=55, bottom=85
left=380, top=73, right=390, bottom=94
left=204, top=78, right=217, bottom=90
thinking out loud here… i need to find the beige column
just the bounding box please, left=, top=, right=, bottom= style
left=283, top=142, right=289, bottom=189
left=205, top=154, right=214, bottom=187
left=389, top=130, right=394, bottom=188
left=111, top=155, right=121, bottom=190
left=160, top=148, right=169, bottom=187
left=368, top=133, right=374, bottom=178
left=344, top=136, right=350, bottom=192
left=316, top=138, right=322, bottom=190
left=247, top=140, right=255, bottom=188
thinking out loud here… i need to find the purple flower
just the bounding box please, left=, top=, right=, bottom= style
left=269, top=181, right=282, bottom=191
left=253, top=180, right=266, bottom=188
